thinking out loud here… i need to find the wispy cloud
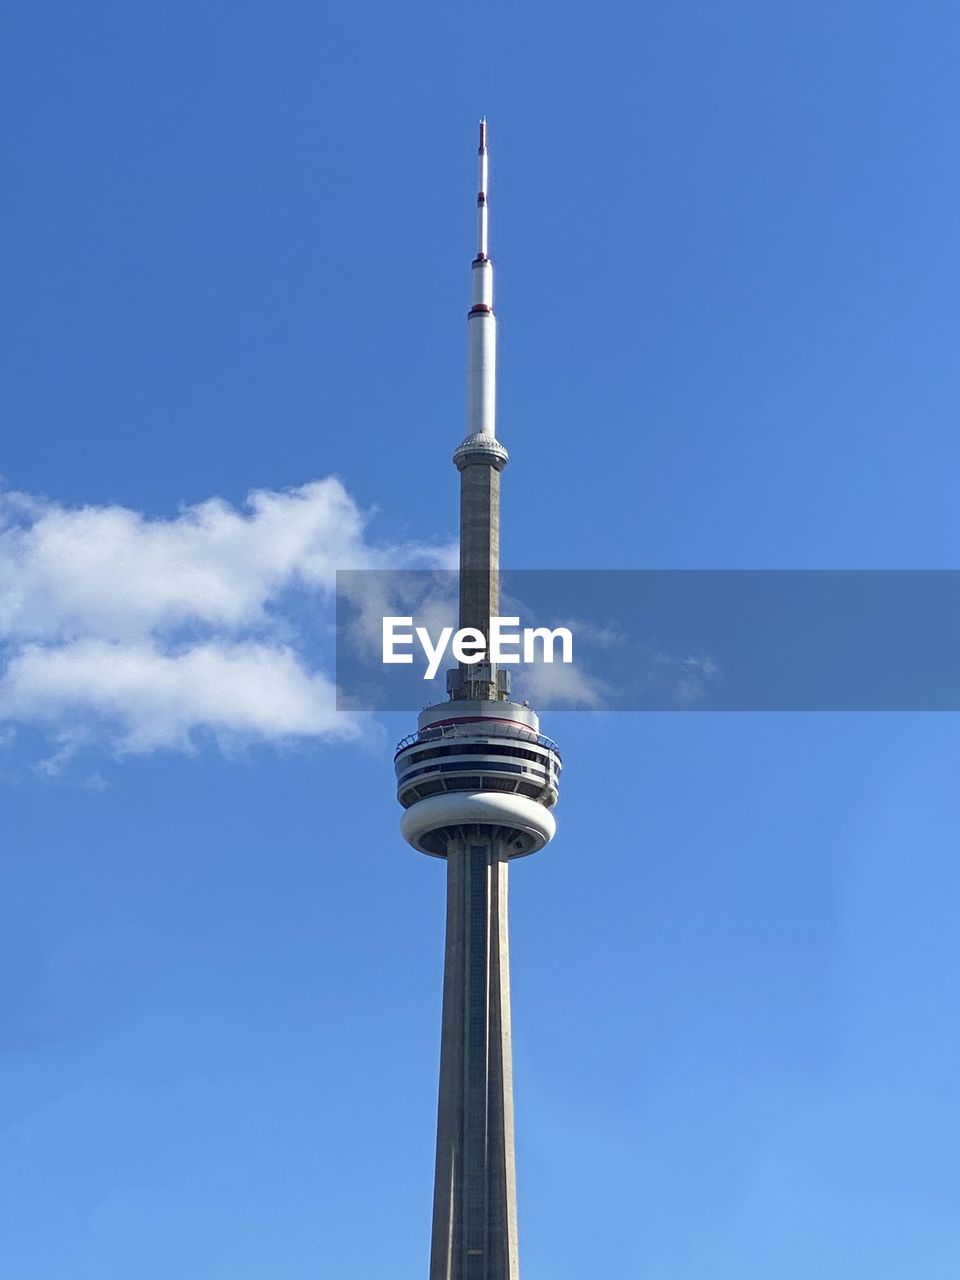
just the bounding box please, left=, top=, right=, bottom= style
left=0, top=480, right=452, bottom=766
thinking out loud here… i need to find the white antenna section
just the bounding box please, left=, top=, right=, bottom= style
left=466, top=118, right=496, bottom=438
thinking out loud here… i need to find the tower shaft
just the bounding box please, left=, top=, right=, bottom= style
left=430, top=837, right=519, bottom=1280
left=458, top=460, right=501, bottom=638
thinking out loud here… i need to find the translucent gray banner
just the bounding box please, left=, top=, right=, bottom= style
left=335, top=570, right=960, bottom=711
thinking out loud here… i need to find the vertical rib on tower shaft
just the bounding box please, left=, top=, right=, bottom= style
left=429, top=122, right=521, bottom=1280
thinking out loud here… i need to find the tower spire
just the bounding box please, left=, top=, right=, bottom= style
left=476, top=118, right=489, bottom=259
left=466, top=118, right=496, bottom=440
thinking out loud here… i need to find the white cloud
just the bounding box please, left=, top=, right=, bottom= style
left=0, top=639, right=353, bottom=754
left=0, top=479, right=452, bottom=764
left=0, top=479, right=441, bottom=640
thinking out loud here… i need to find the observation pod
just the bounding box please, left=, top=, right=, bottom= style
left=396, top=699, right=561, bottom=858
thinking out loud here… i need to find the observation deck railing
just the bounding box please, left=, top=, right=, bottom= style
left=395, top=721, right=561, bottom=761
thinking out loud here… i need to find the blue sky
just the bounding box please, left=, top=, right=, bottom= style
left=1, top=2, right=958, bottom=1277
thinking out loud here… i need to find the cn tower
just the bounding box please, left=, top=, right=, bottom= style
left=394, top=122, right=562, bottom=1280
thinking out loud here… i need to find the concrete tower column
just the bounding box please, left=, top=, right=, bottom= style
left=458, top=459, right=500, bottom=638
left=430, top=837, right=519, bottom=1280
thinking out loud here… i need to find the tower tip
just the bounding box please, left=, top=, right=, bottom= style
left=479, top=118, right=487, bottom=151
